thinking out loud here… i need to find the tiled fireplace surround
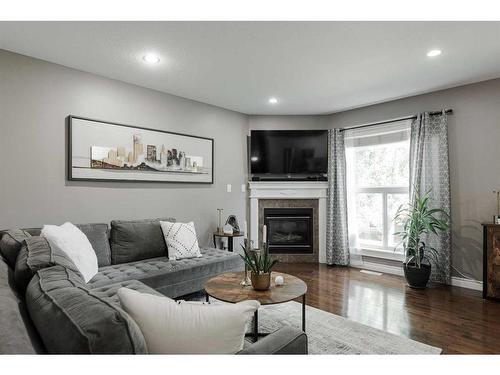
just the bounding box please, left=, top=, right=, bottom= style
left=249, top=182, right=328, bottom=263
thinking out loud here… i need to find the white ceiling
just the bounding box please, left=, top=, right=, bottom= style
left=0, top=22, right=499, bottom=115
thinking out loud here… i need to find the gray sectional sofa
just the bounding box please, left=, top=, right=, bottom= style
left=0, top=218, right=307, bottom=354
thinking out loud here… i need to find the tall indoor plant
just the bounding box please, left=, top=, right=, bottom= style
left=394, top=189, right=449, bottom=289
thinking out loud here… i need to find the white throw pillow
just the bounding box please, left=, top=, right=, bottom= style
left=40, top=222, right=98, bottom=282
left=118, top=287, right=259, bottom=354
left=160, top=221, right=202, bottom=260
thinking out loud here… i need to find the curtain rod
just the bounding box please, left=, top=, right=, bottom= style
left=338, top=109, right=453, bottom=132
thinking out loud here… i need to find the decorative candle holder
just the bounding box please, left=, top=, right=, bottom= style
left=240, top=239, right=252, bottom=286
left=216, top=208, right=224, bottom=234
left=240, top=266, right=252, bottom=287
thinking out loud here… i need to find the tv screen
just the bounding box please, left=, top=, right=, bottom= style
left=250, top=130, right=328, bottom=178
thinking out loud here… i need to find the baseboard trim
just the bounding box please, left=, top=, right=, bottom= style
left=350, top=260, right=483, bottom=291
left=350, top=259, right=404, bottom=276
left=450, top=276, right=483, bottom=291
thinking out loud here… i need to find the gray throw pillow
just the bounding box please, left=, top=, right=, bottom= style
left=110, top=218, right=175, bottom=264
left=25, top=265, right=147, bottom=354
left=0, top=230, right=32, bottom=268
left=14, top=236, right=83, bottom=292
left=75, top=223, right=111, bottom=267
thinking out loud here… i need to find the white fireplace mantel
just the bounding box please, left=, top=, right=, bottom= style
left=248, top=181, right=328, bottom=263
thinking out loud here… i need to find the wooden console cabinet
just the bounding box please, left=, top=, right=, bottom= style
left=483, top=223, right=500, bottom=300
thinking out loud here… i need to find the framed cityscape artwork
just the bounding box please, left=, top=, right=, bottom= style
left=68, top=116, right=214, bottom=183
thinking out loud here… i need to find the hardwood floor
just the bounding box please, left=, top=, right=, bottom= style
left=275, top=262, right=500, bottom=354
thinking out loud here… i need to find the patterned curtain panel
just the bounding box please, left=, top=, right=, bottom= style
left=326, top=129, right=350, bottom=266
left=409, top=111, right=451, bottom=284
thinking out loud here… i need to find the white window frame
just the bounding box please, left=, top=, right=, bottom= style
left=345, top=119, right=411, bottom=262
left=355, top=186, right=407, bottom=261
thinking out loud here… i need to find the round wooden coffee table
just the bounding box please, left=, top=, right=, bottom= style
left=204, top=271, right=307, bottom=341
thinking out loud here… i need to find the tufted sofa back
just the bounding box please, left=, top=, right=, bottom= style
left=1, top=217, right=176, bottom=270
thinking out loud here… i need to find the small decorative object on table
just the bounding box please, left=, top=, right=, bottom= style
left=240, top=241, right=278, bottom=291
left=225, top=215, right=240, bottom=233
left=274, top=275, right=284, bottom=286
left=240, top=238, right=252, bottom=286
left=216, top=208, right=224, bottom=234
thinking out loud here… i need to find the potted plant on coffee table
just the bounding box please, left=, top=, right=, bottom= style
left=240, top=244, right=278, bottom=291
left=394, top=189, right=449, bottom=289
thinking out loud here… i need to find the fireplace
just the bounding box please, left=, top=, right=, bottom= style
left=252, top=184, right=326, bottom=263
left=264, top=208, right=314, bottom=254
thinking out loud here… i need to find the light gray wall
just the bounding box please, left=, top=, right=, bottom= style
left=0, top=49, right=249, bottom=247
left=250, top=79, right=500, bottom=281
left=248, top=115, right=330, bottom=132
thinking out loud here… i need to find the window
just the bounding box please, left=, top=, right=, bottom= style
left=345, top=120, right=411, bottom=260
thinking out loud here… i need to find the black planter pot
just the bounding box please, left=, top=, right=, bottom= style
left=403, top=263, right=431, bottom=289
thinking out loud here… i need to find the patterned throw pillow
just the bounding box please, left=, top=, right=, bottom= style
left=159, top=221, right=202, bottom=260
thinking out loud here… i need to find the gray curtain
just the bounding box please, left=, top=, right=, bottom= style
left=326, top=129, right=350, bottom=266
left=409, top=111, right=451, bottom=284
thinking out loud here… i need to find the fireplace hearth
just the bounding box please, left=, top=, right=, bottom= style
left=264, top=208, right=314, bottom=254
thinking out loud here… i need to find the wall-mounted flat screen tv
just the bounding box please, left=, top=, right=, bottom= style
left=250, top=130, right=328, bottom=181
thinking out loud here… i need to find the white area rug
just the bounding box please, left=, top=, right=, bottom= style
left=255, top=301, right=442, bottom=354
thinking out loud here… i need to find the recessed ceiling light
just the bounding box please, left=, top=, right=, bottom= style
left=426, top=49, right=442, bottom=57
left=142, top=53, right=160, bottom=64
left=268, top=97, right=278, bottom=104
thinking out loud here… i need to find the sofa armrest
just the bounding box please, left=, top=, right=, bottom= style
left=237, top=327, right=308, bottom=355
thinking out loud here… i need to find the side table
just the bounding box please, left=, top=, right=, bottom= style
left=212, top=231, right=244, bottom=252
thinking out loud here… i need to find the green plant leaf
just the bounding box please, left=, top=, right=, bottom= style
left=393, top=186, right=449, bottom=267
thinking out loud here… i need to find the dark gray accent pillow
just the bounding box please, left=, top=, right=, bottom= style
left=110, top=218, right=175, bottom=265
left=76, top=223, right=111, bottom=267
left=0, top=230, right=32, bottom=268
left=14, top=236, right=83, bottom=293
left=25, top=265, right=147, bottom=354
